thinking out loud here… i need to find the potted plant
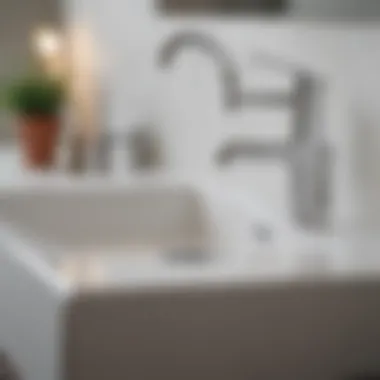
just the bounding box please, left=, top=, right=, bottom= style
left=3, top=75, right=65, bottom=169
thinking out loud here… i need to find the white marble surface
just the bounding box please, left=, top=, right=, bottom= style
left=1, top=145, right=380, bottom=294
left=4, top=220, right=380, bottom=294
left=0, top=146, right=124, bottom=186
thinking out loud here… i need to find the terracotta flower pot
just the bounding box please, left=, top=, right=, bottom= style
left=19, top=116, right=60, bottom=170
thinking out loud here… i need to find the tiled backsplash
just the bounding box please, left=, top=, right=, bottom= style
left=64, top=0, right=380, bottom=227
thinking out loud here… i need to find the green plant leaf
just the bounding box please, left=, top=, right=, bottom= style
left=3, top=74, right=66, bottom=117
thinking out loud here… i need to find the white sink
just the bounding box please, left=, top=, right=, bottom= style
left=0, top=178, right=293, bottom=287
left=0, top=184, right=206, bottom=251
left=2, top=179, right=380, bottom=380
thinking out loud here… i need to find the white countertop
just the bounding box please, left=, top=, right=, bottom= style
left=0, top=146, right=136, bottom=189
left=26, top=234, right=380, bottom=293
left=1, top=146, right=380, bottom=294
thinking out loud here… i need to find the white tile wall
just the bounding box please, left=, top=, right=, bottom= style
left=65, top=0, right=380, bottom=227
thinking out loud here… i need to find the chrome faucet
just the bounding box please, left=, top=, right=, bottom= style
left=158, top=30, right=241, bottom=109
left=216, top=56, right=333, bottom=230
left=158, top=30, right=295, bottom=110
left=158, top=30, right=333, bottom=230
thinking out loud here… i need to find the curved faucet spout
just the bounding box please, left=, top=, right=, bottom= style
left=157, top=30, right=241, bottom=109
left=158, top=30, right=233, bottom=68
left=157, top=30, right=296, bottom=110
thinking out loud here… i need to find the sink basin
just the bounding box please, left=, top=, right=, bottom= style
left=0, top=178, right=289, bottom=281
left=0, top=184, right=206, bottom=251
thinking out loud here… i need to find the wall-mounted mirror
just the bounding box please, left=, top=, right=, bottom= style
left=158, top=0, right=380, bottom=20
